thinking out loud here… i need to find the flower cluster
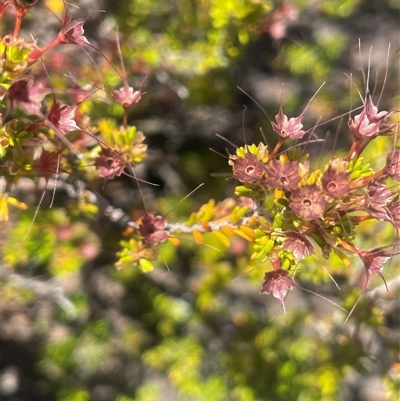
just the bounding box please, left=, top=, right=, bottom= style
left=1, top=3, right=146, bottom=221
left=1, top=2, right=398, bottom=318
left=228, top=98, right=398, bottom=314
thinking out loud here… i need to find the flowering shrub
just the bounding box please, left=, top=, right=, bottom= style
left=1, top=1, right=399, bottom=320
left=1, top=2, right=400, bottom=401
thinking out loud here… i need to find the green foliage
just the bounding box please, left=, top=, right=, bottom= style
left=115, top=0, right=272, bottom=74
left=57, top=387, right=90, bottom=401
left=321, top=0, right=361, bottom=17
left=144, top=337, right=226, bottom=401
left=0, top=35, right=35, bottom=81
left=3, top=209, right=98, bottom=276
left=96, top=119, right=148, bottom=165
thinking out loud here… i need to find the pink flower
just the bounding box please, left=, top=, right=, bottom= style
left=289, top=184, right=328, bottom=220
left=359, top=248, right=391, bottom=291
left=58, top=10, right=91, bottom=46
left=28, top=9, right=92, bottom=65
left=364, top=180, right=393, bottom=222
left=34, top=150, right=60, bottom=180
left=260, top=269, right=296, bottom=315
left=386, top=148, right=400, bottom=181
left=321, top=164, right=351, bottom=199
left=94, top=148, right=126, bottom=180
left=7, top=78, right=50, bottom=115
left=47, top=99, right=80, bottom=133
left=264, top=159, right=300, bottom=191
left=388, top=196, right=400, bottom=228
left=282, top=231, right=314, bottom=265
left=139, top=213, right=169, bottom=245
left=271, top=108, right=305, bottom=140
left=229, top=153, right=266, bottom=184
left=112, top=84, right=142, bottom=109
left=348, top=93, right=394, bottom=139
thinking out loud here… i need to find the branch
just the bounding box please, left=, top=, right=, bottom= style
left=1, top=264, right=76, bottom=319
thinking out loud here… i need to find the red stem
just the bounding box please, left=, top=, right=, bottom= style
left=28, top=37, right=62, bottom=64
left=13, top=16, right=22, bottom=37
left=271, top=138, right=284, bottom=157
left=122, top=110, right=128, bottom=128
left=338, top=240, right=359, bottom=255
left=346, top=139, right=362, bottom=161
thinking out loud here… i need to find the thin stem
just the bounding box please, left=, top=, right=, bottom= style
left=271, top=137, right=284, bottom=157
left=122, top=110, right=128, bottom=128
left=338, top=240, right=359, bottom=255
left=346, top=139, right=361, bottom=161
left=13, top=16, right=22, bottom=38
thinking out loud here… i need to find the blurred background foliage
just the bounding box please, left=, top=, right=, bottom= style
left=1, top=0, right=399, bottom=401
